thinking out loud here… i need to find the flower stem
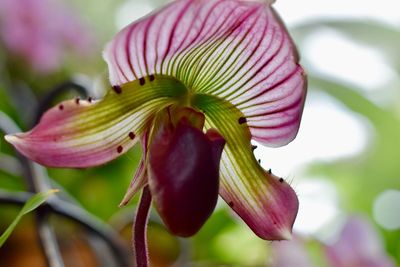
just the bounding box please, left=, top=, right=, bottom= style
left=133, top=186, right=152, bottom=267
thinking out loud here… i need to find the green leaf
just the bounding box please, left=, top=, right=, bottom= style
left=308, top=75, right=390, bottom=124
left=0, top=189, right=58, bottom=247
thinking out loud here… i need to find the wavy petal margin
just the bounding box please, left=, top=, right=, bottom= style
left=5, top=76, right=187, bottom=168
left=104, top=0, right=306, bottom=147
left=193, top=94, right=298, bottom=240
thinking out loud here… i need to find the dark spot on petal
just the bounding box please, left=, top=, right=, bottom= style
left=228, top=201, right=234, bottom=207
left=252, top=145, right=258, bottom=151
left=258, top=159, right=261, bottom=164
left=88, top=97, right=93, bottom=103
left=59, top=104, right=64, bottom=110
left=113, top=85, right=122, bottom=94
left=238, top=117, right=247, bottom=124
left=268, top=169, right=272, bottom=174
left=139, top=78, right=145, bottom=85
left=149, top=75, right=155, bottom=81
left=117, top=146, right=123, bottom=153
left=279, top=178, right=284, bottom=183
left=128, top=132, right=135, bottom=140
left=75, top=98, right=80, bottom=105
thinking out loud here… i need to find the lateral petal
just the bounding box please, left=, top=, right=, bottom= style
left=5, top=76, right=187, bottom=168
left=193, top=94, right=298, bottom=240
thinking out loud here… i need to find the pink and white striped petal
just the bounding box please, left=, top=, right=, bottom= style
left=193, top=94, right=298, bottom=240
left=5, top=76, right=188, bottom=168
left=104, top=0, right=306, bottom=147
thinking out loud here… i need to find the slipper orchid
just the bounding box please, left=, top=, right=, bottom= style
left=5, top=0, right=306, bottom=264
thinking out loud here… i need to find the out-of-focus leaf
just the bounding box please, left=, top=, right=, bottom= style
left=48, top=144, right=141, bottom=220
left=308, top=75, right=392, bottom=124
left=0, top=86, right=19, bottom=124
left=308, top=74, right=400, bottom=211
left=292, top=20, right=400, bottom=72
left=192, top=208, right=236, bottom=262
left=308, top=74, right=400, bottom=265
left=0, top=153, right=22, bottom=177
left=211, top=222, right=268, bottom=266
left=0, top=189, right=58, bottom=247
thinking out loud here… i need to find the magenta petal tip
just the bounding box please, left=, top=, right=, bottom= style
left=221, top=171, right=299, bottom=241
left=4, top=133, right=30, bottom=156
left=255, top=176, right=298, bottom=241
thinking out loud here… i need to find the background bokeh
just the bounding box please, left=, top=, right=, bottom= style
left=0, top=0, right=399, bottom=266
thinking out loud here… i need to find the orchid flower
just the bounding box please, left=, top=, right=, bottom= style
left=269, top=217, right=395, bottom=267
left=0, top=0, right=93, bottom=73
left=325, top=217, right=395, bottom=267
left=5, top=0, right=306, bottom=265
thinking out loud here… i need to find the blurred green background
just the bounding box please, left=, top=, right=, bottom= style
left=0, top=0, right=399, bottom=266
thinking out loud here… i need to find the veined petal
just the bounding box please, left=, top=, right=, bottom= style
left=5, top=76, right=188, bottom=168
left=104, top=0, right=306, bottom=147
left=193, top=94, right=298, bottom=240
